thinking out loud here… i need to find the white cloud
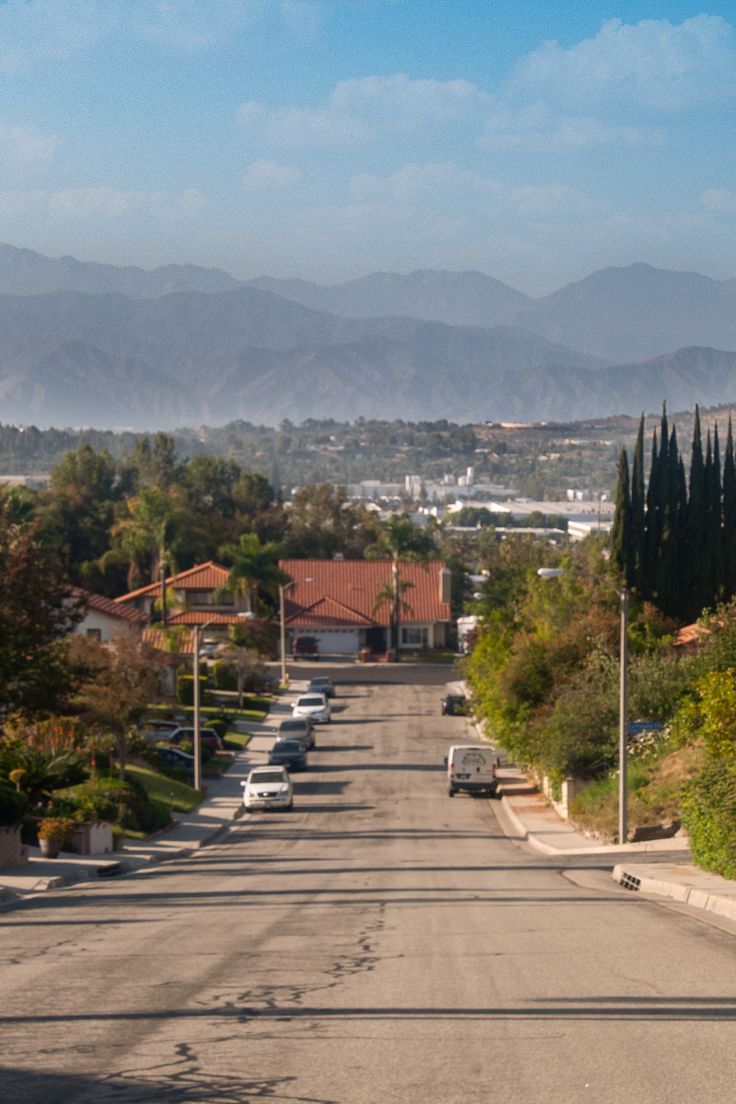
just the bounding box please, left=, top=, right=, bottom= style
left=0, top=0, right=112, bottom=72
left=700, top=188, right=736, bottom=213
left=499, top=184, right=594, bottom=220
left=134, top=0, right=255, bottom=53
left=350, top=163, right=594, bottom=220
left=242, top=159, right=302, bottom=189
left=238, top=74, right=492, bottom=147
left=0, top=124, right=58, bottom=174
left=0, top=185, right=208, bottom=220
left=0, top=0, right=263, bottom=69
left=480, top=103, right=661, bottom=150
left=351, top=162, right=494, bottom=201
left=511, top=15, right=736, bottom=110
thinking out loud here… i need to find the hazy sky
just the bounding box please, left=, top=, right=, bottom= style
left=2, top=0, right=736, bottom=293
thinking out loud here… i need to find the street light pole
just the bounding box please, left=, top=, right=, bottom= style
left=278, top=581, right=296, bottom=687
left=537, top=567, right=629, bottom=844
left=192, top=617, right=218, bottom=793
left=618, top=586, right=629, bottom=846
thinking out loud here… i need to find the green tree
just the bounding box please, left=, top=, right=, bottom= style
left=105, top=486, right=190, bottom=594
left=218, top=532, right=288, bottom=615
left=365, top=516, right=435, bottom=656
left=0, top=497, right=82, bottom=716
left=73, top=632, right=162, bottom=780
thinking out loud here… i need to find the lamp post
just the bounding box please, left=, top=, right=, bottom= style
left=192, top=619, right=217, bottom=793
left=278, top=581, right=296, bottom=687
left=537, top=567, right=629, bottom=844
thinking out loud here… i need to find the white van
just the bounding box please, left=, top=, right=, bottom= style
left=445, top=744, right=498, bottom=798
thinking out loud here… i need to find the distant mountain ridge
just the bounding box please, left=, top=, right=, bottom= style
left=0, top=243, right=241, bottom=298
left=2, top=244, right=736, bottom=427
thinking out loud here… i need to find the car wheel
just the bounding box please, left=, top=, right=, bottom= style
left=448, top=787, right=455, bottom=797
left=285, top=801, right=293, bottom=810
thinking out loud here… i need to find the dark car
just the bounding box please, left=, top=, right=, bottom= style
left=308, top=676, right=335, bottom=698
left=269, top=739, right=308, bottom=772
left=167, top=726, right=224, bottom=751
left=292, top=635, right=319, bottom=659
left=277, top=718, right=315, bottom=750
left=441, top=694, right=468, bottom=716
left=154, top=746, right=195, bottom=774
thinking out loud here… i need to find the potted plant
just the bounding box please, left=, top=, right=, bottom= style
left=36, top=816, right=73, bottom=858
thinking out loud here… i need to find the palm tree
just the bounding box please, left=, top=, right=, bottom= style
left=365, top=516, right=435, bottom=659
left=218, top=532, right=289, bottom=615
left=103, top=487, right=188, bottom=598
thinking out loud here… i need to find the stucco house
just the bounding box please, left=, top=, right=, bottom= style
left=70, top=587, right=147, bottom=642
left=280, top=558, right=452, bottom=656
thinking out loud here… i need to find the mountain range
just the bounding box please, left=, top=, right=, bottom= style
left=1, top=243, right=736, bottom=428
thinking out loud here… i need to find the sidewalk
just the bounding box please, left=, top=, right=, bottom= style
left=0, top=680, right=307, bottom=909
left=497, top=766, right=736, bottom=924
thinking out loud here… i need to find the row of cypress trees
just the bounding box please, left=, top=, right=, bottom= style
left=611, top=406, right=736, bottom=622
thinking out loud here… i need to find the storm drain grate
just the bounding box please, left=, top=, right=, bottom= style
left=97, top=863, right=123, bottom=878
left=619, top=871, right=642, bottom=892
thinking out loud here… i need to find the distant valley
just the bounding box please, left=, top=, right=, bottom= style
left=1, top=243, right=736, bottom=428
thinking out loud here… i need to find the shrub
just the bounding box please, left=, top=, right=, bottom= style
left=682, top=760, right=736, bottom=878
left=37, top=816, right=74, bottom=845
left=176, top=674, right=208, bottom=706
left=0, top=782, right=27, bottom=826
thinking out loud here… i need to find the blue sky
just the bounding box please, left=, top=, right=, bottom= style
left=2, top=0, right=736, bottom=293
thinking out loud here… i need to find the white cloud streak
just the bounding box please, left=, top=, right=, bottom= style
left=242, top=159, right=302, bottom=189
left=511, top=15, right=736, bottom=110
left=238, top=74, right=492, bottom=147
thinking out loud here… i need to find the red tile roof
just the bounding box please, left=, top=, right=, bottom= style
left=143, top=625, right=195, bottom=657
left=70, top=587, right=147, bottom=624
left=115, top=561, right=231, bottom=603
left=165, top=611, right=250, bottom=626
left=280, top=559, right=451, bottom=627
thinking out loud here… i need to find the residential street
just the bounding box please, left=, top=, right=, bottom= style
left=3, top=673, right=736, bottom=1104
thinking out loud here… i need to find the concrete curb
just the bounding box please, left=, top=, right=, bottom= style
left=0, top=688, right=301, bottom=910
left=613, top=863, right=736, bottom=922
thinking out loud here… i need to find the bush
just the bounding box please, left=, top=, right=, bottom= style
left=212, top=660, right=235, bottom=691
left=682, top=760, right=736, bottom=878
left=52, top=775, right=169, bottom=834
left=176, top=674, right=209, bottom=706
left=0, top=782, right=27, bottom=826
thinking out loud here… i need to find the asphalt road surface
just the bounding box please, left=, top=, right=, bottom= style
left=3, top=673, right=736, bottom=1103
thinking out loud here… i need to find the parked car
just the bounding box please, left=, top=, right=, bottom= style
left=441, top=694, right=468, bottom=716
left=241, top=766, right=293, bottom=811
left=141, top=719, right=182, bottom=741
left=292, top=692, right=331, bottom=724
left=292, top=635, right=319, bottom=659
left=154, top=746, right=195, bottom=774
left=277, top=717, right=315, bottom=750
left=308, top=676, right=335, bottom=698
left=166, top=726, right=224, bottom=752
left=445, top=744, right=498, bottom=798
left=269, top=739, right=308, bottom=772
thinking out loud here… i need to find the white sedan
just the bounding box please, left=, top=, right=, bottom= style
left=241, top=766, right=294, bottom=811
left=292, top=692, right=332, bottom=724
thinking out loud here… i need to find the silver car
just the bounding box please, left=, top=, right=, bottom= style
left=241, top=766, right=294, bottom=811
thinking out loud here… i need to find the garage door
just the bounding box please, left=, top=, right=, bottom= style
left=311, top=629, right=360, bottom=655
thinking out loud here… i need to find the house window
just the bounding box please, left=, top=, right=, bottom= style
left=86, top=628, right=102, bottom=641
left=400, top=626, right=429, bottom=647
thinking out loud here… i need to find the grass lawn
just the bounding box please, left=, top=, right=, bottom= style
left=223, top=731, right=252, bottom=750
left=126, top=764, right=203, bottom=816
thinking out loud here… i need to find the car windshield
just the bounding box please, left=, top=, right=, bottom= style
left=298, top=697, right=324, bottom=707
left=273, top=741, right=301, bottom=752
left=250, top=771, right=285, bottom=784
left=280, top=720, right=306, bottom=730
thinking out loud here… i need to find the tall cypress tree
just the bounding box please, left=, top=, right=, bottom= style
left=723, top=416, right=736, bottom=599
left=630, top=414, right=646, bottom=591
left=644, top=428, right=660, bottom=602
left=611, top=448, right=632, bottom=581
left=688, top=405, right=707, bottom=619
left=706, top=424, right=724, bottom=607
